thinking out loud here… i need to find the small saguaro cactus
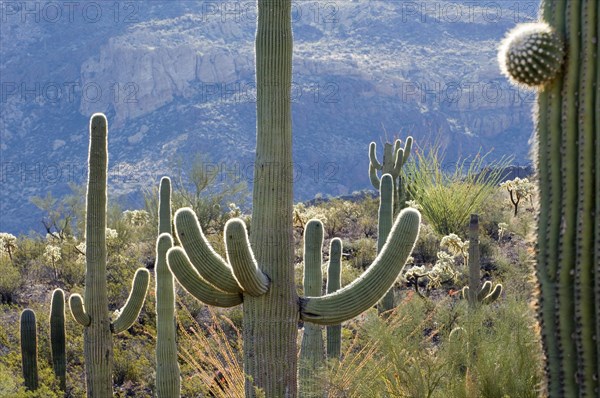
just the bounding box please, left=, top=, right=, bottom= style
left=498, top=1, right=598, bottom=396
left=68, top=113, right=150, bottom=397
left=369, top=136, right=413, bottom=215
left=299, top=219, right=326, bottom=397
left=377, top=174, right=398, bottom=312
left=20, top=309, right=38, bottom=391
left=461, top=215, right=502, bottom=306
left=155, top=176, right=181, bottom=397
left=326, top=238, right=342, bottom=360
left=50, top=288, right=67, bottom=391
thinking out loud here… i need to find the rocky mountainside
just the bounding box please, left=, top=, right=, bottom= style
left=0, top=0, right=538, bottom=234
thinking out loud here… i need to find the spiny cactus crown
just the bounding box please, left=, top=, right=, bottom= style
left=498, top=22, right=564, bottom=88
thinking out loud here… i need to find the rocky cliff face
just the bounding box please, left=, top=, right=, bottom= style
left=0, top=1, right=535, bottom=234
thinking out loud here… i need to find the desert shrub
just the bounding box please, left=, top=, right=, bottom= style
left=0, top=257, right=22, bottom=304
left=406, top=147, right=510, bottom=236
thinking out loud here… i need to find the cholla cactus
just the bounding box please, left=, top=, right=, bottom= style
left=43, top=245, right=62, bottom=264
left=497, top=222, right=509, bottom=241
left=440, top=233, right=469, bottom=263
left=500, top=177, right=535, bottom=216
left=0, top=232, right=17, bottom=260
left=122, top=210, right=150, bottom=226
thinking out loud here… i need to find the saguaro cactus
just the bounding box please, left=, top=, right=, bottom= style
left=369, top=136, right=413, bottom=215
left=68, top=113, right=150, bottom=397
left=299, top=220, right=326, bottom=397
left=20, top=309, right=38, bottom=391
left=461, top=215, right=502, bottom=306
left=498, top=2, right=598, bottom=396
left=155, top=176, right=180, bottom=397
left=377, top=174, right=399, bottom=312
left=50, top=288, right=67, bottom=391
left=166, top=3, right=420, bottom=396
left=326, top=238, right=342, bottom=360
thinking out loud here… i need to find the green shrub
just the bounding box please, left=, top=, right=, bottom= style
left=0, top=257, right=22, bottom=304
left=406, top=147, right=510, bottom=236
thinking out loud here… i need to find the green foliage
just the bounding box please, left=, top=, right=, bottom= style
left=0, top=256, right=22, bottom=304
left=405, top=146, right=510, bottom=236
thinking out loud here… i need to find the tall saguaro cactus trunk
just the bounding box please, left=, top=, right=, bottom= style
left=499, top=1, right=598, bottom=396
left=248, top=1, right=297, bottom=395
left=69, top=114, right=150, bottom=397
left=155, top=177, right=180, bottom=397
left=20, top=309, right=38, bottom=391
left=167, top=2, right=420, bottom=397
left=50, top=289, right=67, bottom=391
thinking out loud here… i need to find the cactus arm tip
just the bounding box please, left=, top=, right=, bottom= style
left=69, top=294, right=91, bottom=327
left=369, top=142, right=383, bottom=170
left=300, top=208, right=420, bottom=325
left=174, top=207, right=243, bottom=294
left=112, top=268, right=150, bottom=334
left=167, top=246, right=243, bottom=307
left=225, top=219, right=270, bottom=297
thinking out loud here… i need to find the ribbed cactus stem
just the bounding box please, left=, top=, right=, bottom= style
left=300, top=220, right=326, bottom=397
left=326, top=238, right=342, bottom=359
left=111, top=268, right=150, bottom=334
left=369, top=137, right=413, bottom=215
left=467, top=214, right=481, bottom=306
left=20, top=309, right=38, bottom=391
left=301, top=208, right=421, bottom=325
left=70, top=113, right=150, bottom=397
left=82, top=113, right=114, bottom=396
left=156, top=177, right=180, bottom=397
left=50, top=289, right=67, bottom=391
left=378, top=175, right=396, bottom=311
left=498, top=2, right=598, bottom=396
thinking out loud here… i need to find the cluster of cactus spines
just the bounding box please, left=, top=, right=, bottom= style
left=326, top=238, right=342, bottom=360
left=68, top=113, right=150, bottom=397
left=498, top=22, right=565, bottom=88
left=50, top=288, right=67, bottom=391
left=461, top=214, right=502, bottom=306
left=165, top=2, right=420, bottom=395
left=20, top=309, right=38, bottom=391
left=499, top=2, right=598, bottom=394
left=299, top=220, right=326, bottom=397
left=155, top=176, right=181, bottom=397
left=377, top=174, right=396, bottom=312
left=369, top=136, right=413, bottom=215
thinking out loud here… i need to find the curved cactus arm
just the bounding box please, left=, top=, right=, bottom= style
left=369, top=163, right=380, bottom=190
left=369, top=142, right=383, bottom=170
left=168, top=246, right=243, bottom=307
left=300, top=207, right=420, bottom=325
left=476, top=280, right=493, bottom=302
left=50, top=289, right=67, bottom=391
left=224, top=219, right=269, bottom=296
left=392, top=148, right=404, bottom=176
left=402, top=136, right=413, bottom=165
left=482, top=284, right=503, bottom=304
left=174, top=208, right=242, bottom=294
left=112, top=268, right=150, bottom=334
left=69, top=294, right=91, bottom=326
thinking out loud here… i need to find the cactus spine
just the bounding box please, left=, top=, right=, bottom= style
left=165, top=2, right=421, bottom=395
left=461, top=215, right=502, bottom=306
left=155, top=177, right=180, bottom=397
left=299, top=220, right=326, bottom=397
left=68, top=114, right=150, bottom=397
left=50, top=288, right=67, bottom=391
left=20, top=309, right=38, bottom=391
left=498, top=2, right=598, bottom=396
left=326, top=238, right=342, bottom=360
